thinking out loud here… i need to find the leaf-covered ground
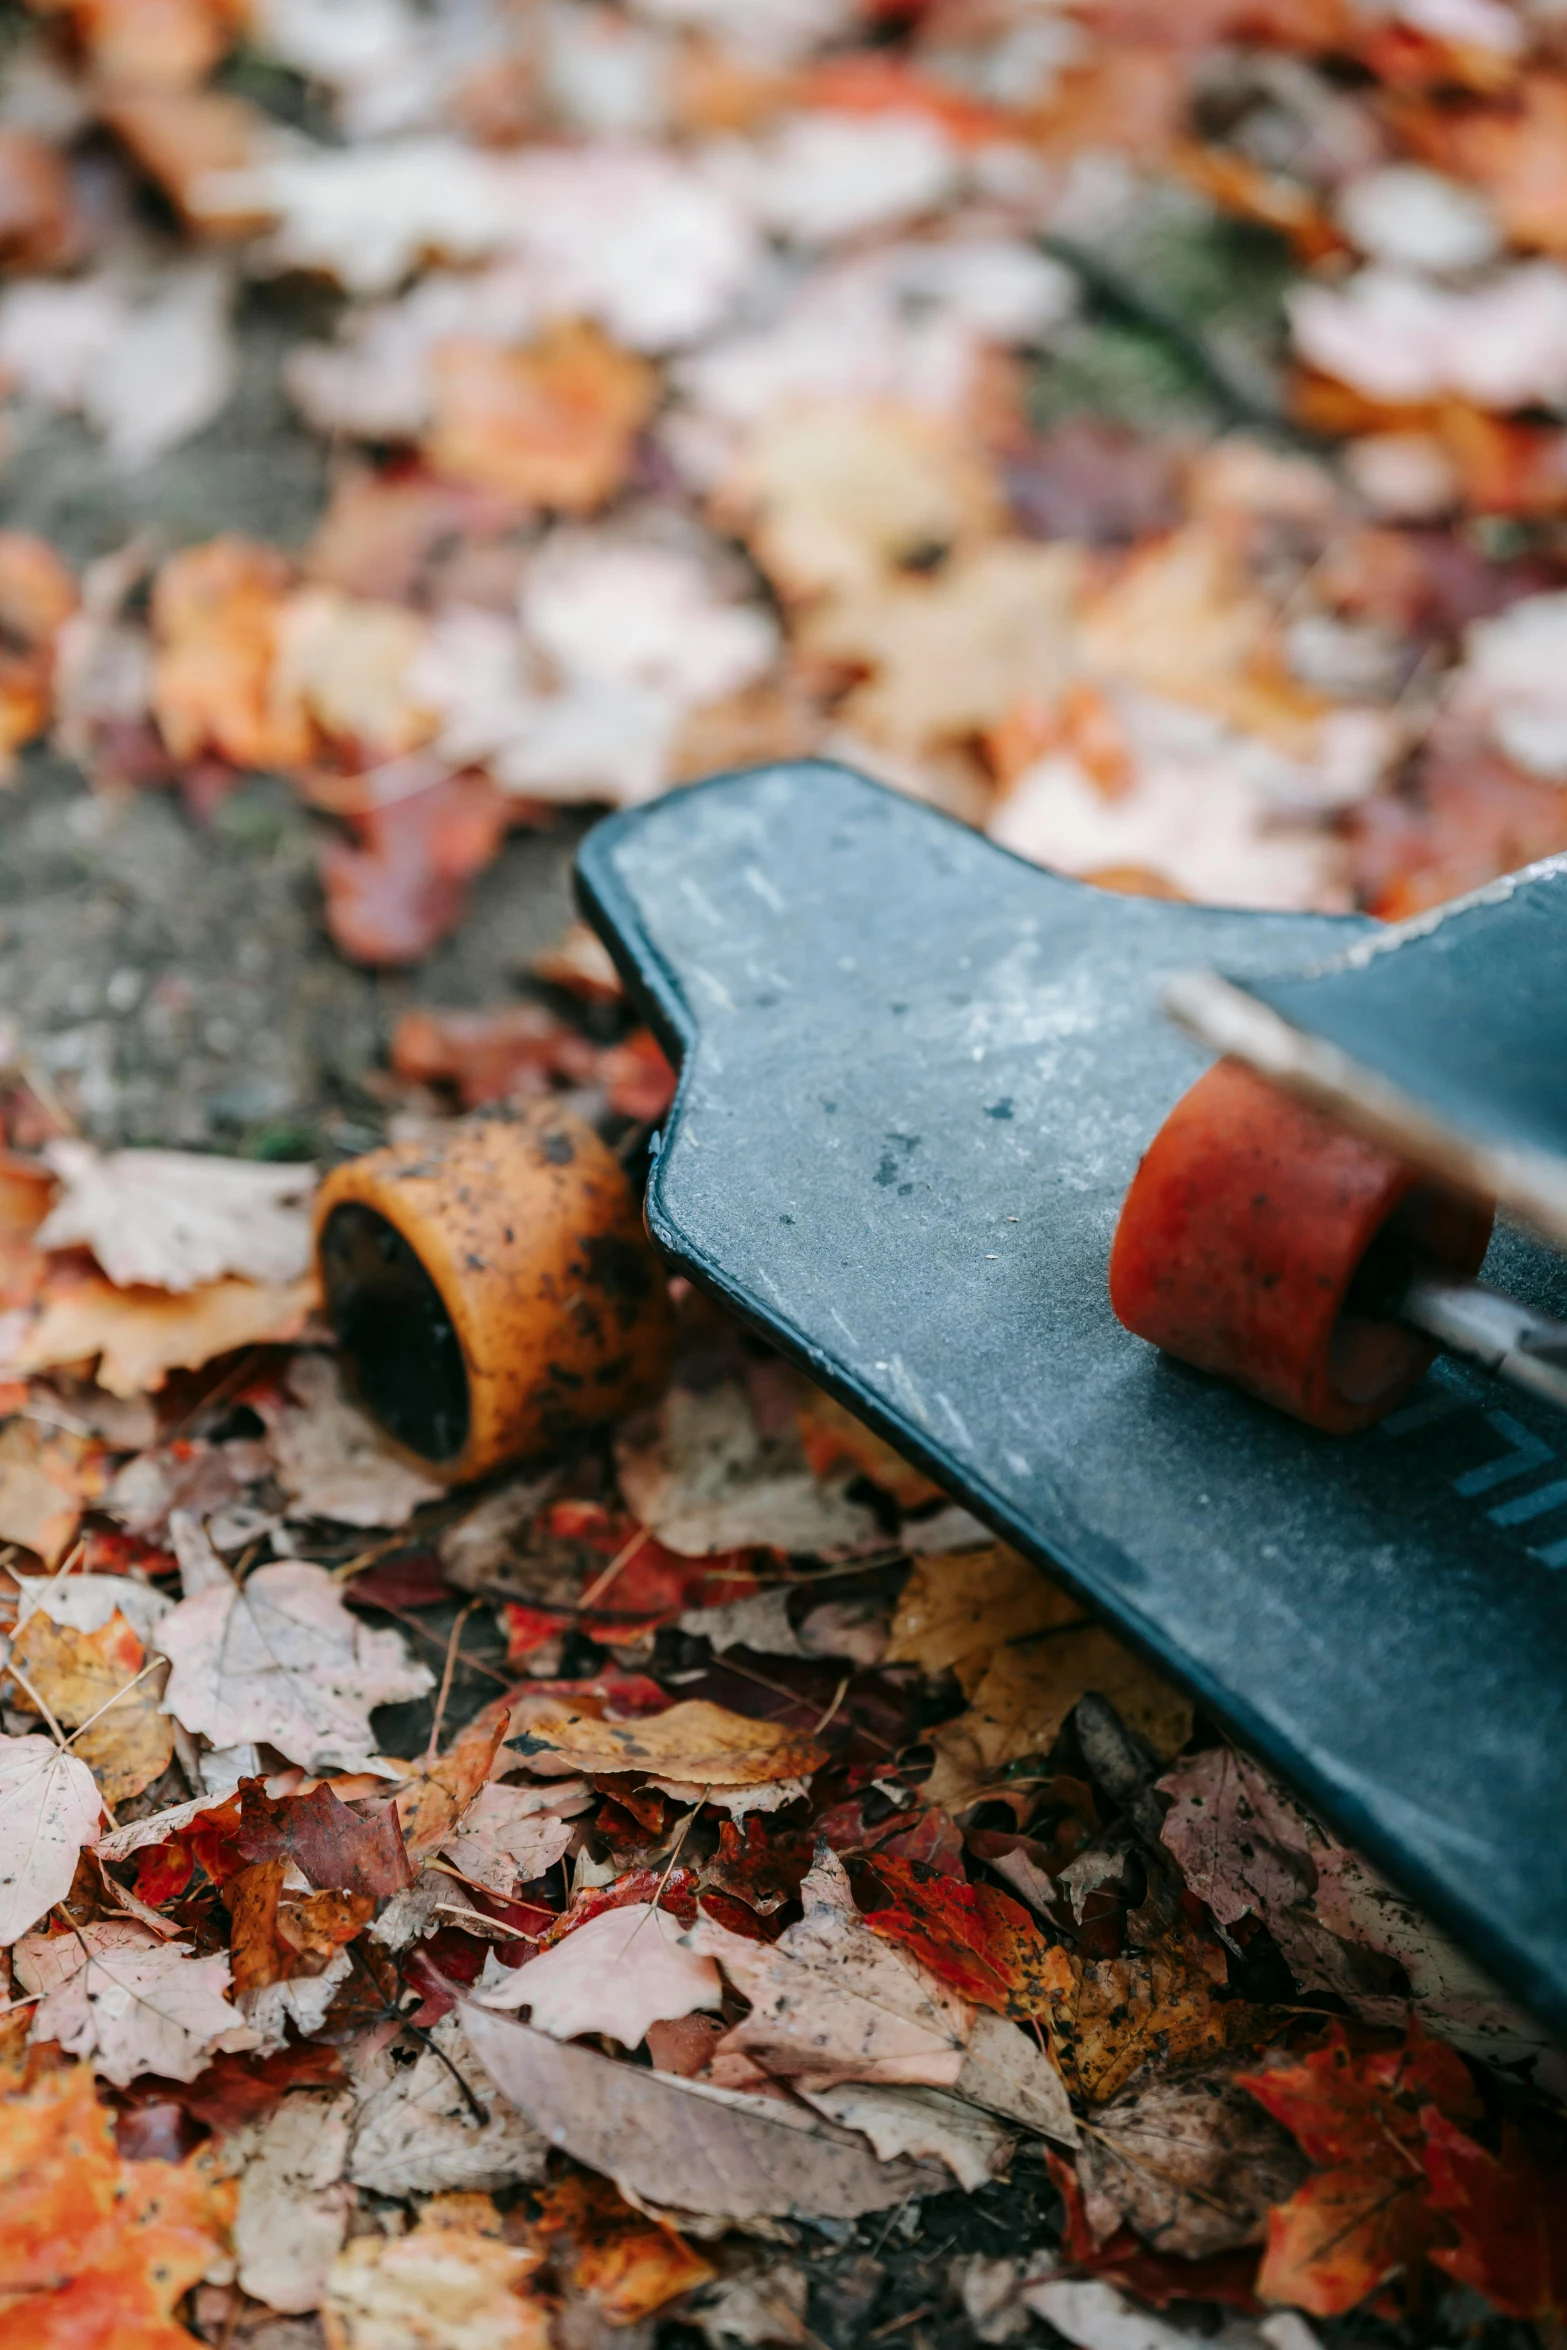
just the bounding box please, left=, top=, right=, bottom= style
left=2, top=2, right=1567, bottom=2346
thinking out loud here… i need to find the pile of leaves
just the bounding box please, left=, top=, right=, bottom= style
left=8, top=0, right=1567, bottom=949
left=0, top=1121, right=1563, bottom=2350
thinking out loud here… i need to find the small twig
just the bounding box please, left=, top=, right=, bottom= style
left=578, top=1524, right=652, bottom=1613
left=403, top=2020, right=490, bottom=2127
left=62, top=1657, right=164, bottom=1747
left=426, top=1600, right=479, bottom=1764
left=811, top=1674, right=851, bottom=1738
left=621, top=1789, right=709, bottom=1955
left=868, top=2305, right=936, bottom=2341
left=370, top=1596, right=512, bottom=1689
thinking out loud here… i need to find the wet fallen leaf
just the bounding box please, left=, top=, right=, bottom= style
left=476, top=1900, right=723, bottom=2047
left=509, top=1696, right=826, bottom=1787
left=856, top=1849, right=1070, bottom=2018
left=532, top=2170, right=715, bottom=2323
left=690, top=1844, right=973, bottom=2088
left=462, top=2001, right=949, bottom=2221
left=9, top=1269, right=318, bottom=1397
left=156, top=1557, right=433, bottom=1773
left=0, top=2062, right=234, bottom=2348
left=324, top=2194, right=549, bottom=2350
left=1075, top=2063, right=1307, bottom=2258
left=1237, top=2021, right=1480, bottom=2315
left=0, top=1732, right=103, bottom=1943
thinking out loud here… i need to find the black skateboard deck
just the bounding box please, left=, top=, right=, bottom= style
left=576, top=762, right=1567, bottom=2038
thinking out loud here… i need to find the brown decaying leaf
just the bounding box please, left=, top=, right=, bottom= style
left=925, top=1626, right=1194, bottom=1812
left=1046, top=1941, right=1242, bottom=2107
left=5, top=1606, right=172, bottom=1805
left=233, top=1777, right=414, bottom=1901
left=462, top=2001, right=950, bottom=2222
left=325, top=2194, right=550, bottom=2350
left=1075, top=2063, right=1307, bottom=2259
left=508, top=1695, right=828, bottom=1787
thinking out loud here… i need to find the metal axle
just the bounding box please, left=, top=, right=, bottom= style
left=1399, top=1273, right=1567, bottom=1415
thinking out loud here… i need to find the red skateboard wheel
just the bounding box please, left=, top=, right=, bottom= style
left=1109, top=1059, right=1494, bottom=1433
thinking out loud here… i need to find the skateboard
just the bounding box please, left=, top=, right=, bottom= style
left=318, top=762, right=1567, bottom=2041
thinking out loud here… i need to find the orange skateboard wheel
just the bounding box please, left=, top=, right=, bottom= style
left=315, top=1106, right=674, bottom=1482
left=1109, top=1059, right=1494, bottom=1433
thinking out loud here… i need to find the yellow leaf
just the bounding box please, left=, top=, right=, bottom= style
left=886, top=1547, right=1085, bottom=1694
left=13, top=1271, right=318, bottom=1397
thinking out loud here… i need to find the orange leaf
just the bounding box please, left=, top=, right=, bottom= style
left=532, top=2173, right=714, bottom=2322
left=857, top=1849, right=1068, bottom=2015
left=426, top=324, right=656, bottom=512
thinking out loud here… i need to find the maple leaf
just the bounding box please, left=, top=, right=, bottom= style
left=508, top=1694, right=827, bottom=1787
left=1421, top=2107, right=1567, bottom=2318
left=855, top=1849, right=1070, bottom=2016
left=1237, top=2021, right=1480, bottom=2315
left=1049, top=1942, right=1238, bottom=2107
left=426, top=322, right=657, bottom=511
left=317, top=769, right=518, bottom=967
left=11, top=1270, right=319, bottom=1398
left=0, top=1732, right=103, bottom=1944
left=614, top=1376, right=879, bottom=1558
left=232, top=1777, right=414, bottom=1901
left=155, top=1556, right=433, bottom=1773
left=5, top=1606, right=172, bottom=1809
left=15, top=1919, right=258, bottom=2086
left=32, top=1141, right=313, bottom=1291
left=476, top=1902, right=723, bottom=2047
left=0, top=2062, right=233, bottom=2348
left=439, top=1780, right=586, bottom=1897
left=689, top=1844, right=974, bottom=2089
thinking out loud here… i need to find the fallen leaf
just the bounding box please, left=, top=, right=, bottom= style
left=856, top=1850, right=1070, bottom=2017
left=391, top=1001, right=597, bottom=1110
left=0, top=2063, right=234, bottom=2347
left=0, top=1732, right=103, bottom=1944
left=954, top=2008, right=1078, bottom=2148
left=1075, top=2064, right=1307, bottom=2258
left=711, top=108, right=958, bottom=245
left=687, top=2261, right=813, bottom=2350
left=233, top=1777, right=414, bottom=1901
left=509, top=1696, right=826, bottom=1787
left=149, top=533, right=308, bottom=770
left=1238, top=2021, right=1480, bottom=2316
left=0, top=130, right=76, bottom=273
left=925, top=1628, right=1193, bottom=1812
left=15, top=1918, right=258, bottom=2085
left=795, top=1386, right=941, bottom=1510
left=231, top=2085, right=354, bottom=2315
left=258, top=1352, right=446, bottom=1528
left=426, top=322, right=656, bottom=511
left=271, top=583, right=437, bottom=762
left=885, top=1545, right=1085, bottom=1690
left=10, top=1270, right=319, bottom=1397
left=35, top=1139, right=314, bottom=1292
left=439, top=1780, right=587, bottom=1897
left=476, top=1901, right=723, bottom=2046
left=532, top=2170, right=715, bottom=2323
left=795, top=2078, right=1015, bottom=2192
left=615, top=1378, right=880, bottom=1558
left=156, top=1557, right=434, bottom=1773
left=348, top=2011, right=548, bottom=2198
left=5, top=1604, right=172, bottom=1806
left=690, top=1844, right=973, bottom=2088
left=0, top=1417, right=102, bottom=1568
left=717, top=400, right=1001, bottom=606
left=462, top=2001, right=949, bottom=2220
left=1422, top=2107, right=1567, bottom=2319
left=101, top=83, right=272, bottom=228
left=1049, top=1945, right=1236, bottom=2107
left=318, top=769, right=518, bottom=966
left=324, top=2196, right=549, bottom=2350
left=1393, top=74, right=1567, bottom=258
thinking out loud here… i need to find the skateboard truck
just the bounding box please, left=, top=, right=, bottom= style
left=312, top=764, right=1567, bottom=2035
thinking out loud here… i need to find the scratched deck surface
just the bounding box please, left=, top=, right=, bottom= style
left=577, top=762, right=1567, bottom=2037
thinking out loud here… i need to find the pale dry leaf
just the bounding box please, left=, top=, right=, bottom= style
left=348, top=2011, right=548, bottom=2198
left=1335, top=164, right=1498, bottom=274
left=0, top=1732, right=103, bottom=1944
left=632, top=0, right=856, bottom=62
left=324, top=2204, right=548, bottom=2350
left=200, top=136, right=520, bottom=294
left=679, top=1586, right=808, bottom=1658
left=1020, top=2275, right=1215, bottom=2350
left=94, top=1789, right=228, bottom=1865
left=287, top=262, right=540, bottom=439
left=8, top=1272, right=319, bottom=1397
left=523, top=533, right=779, bottom=710
left=688, top=2261, right=812, bottom=2350
left=85, top=260, right=237, bottom=475
left=1289, top=260, right=1567, bottom=410
left=241, top=1947, right=357, bottom=2058
left=615, top=1379, right=879, bottom=1558
left=795, top=2078, right=1015, bottom=2193
left=462, top=2001, right=950, bottom=2221
left=954, top=2009, right=1077, bottom=2148
left=36, top=1141, right=315, bottom=1291
left=156, top=1557, right=434, bottom=1773
left=233, top=2088, right=355, bottom=2316
left=439, top=1779, right=588, bottom=1897
left=272, top=585, right=437, bottom=759
left=689, top=1845, right=973, bottom=2089
left=1455, top=590, right=1567, bottom=780
left=475, top=1902, right=723, bottom=2047
left=14, top=1918, right=258, bottom=2085
left=260, top=1353, right=446, bottom=1529
left=507, top=1695, right=826, bottom=1788
left=14, top=1571, right=170, bottom=1645
left=1074, top=2064, right=1305, bottom=2260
